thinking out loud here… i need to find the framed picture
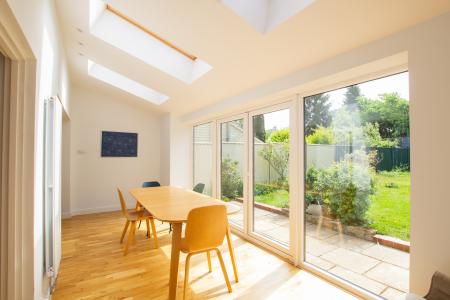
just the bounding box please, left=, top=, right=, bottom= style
left=101, top=131, right=138, bottom=157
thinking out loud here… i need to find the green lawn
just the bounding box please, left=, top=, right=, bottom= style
left=255, top=189, right=289, bottom=208
left=366, top=171, right=410, bottom=241
left=254, top=171, right=410, bottom=241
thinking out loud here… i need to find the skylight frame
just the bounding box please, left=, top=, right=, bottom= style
left=89, top=0, right=212, bottom=84
left=87, top=60, right=169, bottom=105
left=105, top=4, right=197, bottom=61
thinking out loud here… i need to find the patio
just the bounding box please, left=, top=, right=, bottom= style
left=228, top=203, right=409, bottom=300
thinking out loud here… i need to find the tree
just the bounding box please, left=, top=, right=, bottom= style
left=259, top=129, right=290, bottom=186
left=304, top=93, right=331, bottom=135
left=306, top=126, right=333, bottom=144
left=357, top=93, right=409, bottom=139
left=362, top=122, right=398, bottom=147
left=259, top=143, right=289, bottom=184
left=343, top=85, right=362, bottom=109
left=253, top=115, right=266, bottom=142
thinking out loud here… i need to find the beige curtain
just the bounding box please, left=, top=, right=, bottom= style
left=0, top=51, right=12, bottom=300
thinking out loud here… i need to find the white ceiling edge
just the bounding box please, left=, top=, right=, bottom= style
left=221, top=0, right=315, bottom=34
left=87, top=60, right=169, bottom=105
left=89, top=0, right=212, bottom=84
left=180, top=50, right=408, bottom=124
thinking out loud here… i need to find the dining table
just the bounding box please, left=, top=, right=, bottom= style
left=129, top=186, right=240, bottom=300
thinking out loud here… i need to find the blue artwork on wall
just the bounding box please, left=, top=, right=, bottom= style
left=101, top=131, right=138, bottom=157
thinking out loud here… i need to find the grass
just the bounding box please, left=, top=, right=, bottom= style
left=254, top=170, right=410, bottom=241
left=255, top=189, right=289, bottom=208
left=366, top=171, right=410, bottom=241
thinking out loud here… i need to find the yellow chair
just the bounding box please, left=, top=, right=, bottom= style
left=117, top=188, right=159, bottom=255
left=181, top=205, right=232, bottom=300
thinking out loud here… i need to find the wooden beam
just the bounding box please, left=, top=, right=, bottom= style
left=106, top=4, right=197, bottom=61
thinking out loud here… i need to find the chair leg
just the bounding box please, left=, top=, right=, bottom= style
left=138, top=220, right=142, bottom=229
left=207, top=251, right=212, bottom=273
left=120, top=220, right=130, bottom=244
left=215, top=249, right=232, bottom=293
left=183, top=253, right=192, bottom=300
left=124, top=221, right=136, bottom=256
left=150, top=218, right=159, bottom=248
left=145, top=219, right=151, bottom=238
left=226, top=225, right=239, bottom=282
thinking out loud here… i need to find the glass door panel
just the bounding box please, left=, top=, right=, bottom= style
left=251, top=108, right=290, bottom=246
left=220, top=118, right=246, bottom=228
left=193, top=123, right=213, bottom=196
left=303, top=72, right=410, bottom=298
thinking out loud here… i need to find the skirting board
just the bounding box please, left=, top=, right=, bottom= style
left=65, top=202, right=135, bottom=218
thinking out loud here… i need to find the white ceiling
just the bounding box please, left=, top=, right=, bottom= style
left=56, top=0, right=450, bottom=115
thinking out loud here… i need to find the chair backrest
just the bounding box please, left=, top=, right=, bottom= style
left=117, top=188, right=129, bottom=217
left=142, top=181, right=161, bottom=188
left=425, top=271, right=450, bottom=300
left=185, top=205, right=227, bottom=252
left=193, top=183, right=205, bottom=194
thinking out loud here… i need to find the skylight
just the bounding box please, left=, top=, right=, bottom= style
left=87, top=60, right=169, bottom=105
left=221, top=0, right=315, bottom=34
left=89, top=0, right=212, bottom=84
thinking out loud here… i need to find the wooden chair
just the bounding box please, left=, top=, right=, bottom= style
left=137, top=181, right=161, bottom=229
left=168, top=183, right=207, bottom=234
left=117, top=188, right=159, bottom=255
left=181, top=205, right=232, bottom=300
left=193, top=183, right=205, bottom=194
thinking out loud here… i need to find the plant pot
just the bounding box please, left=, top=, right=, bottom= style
left=306, top=204, right=322, bottom=216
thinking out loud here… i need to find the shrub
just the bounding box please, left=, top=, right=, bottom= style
left=221, top=158, right=243, bottom=200
left=326, top=151, right=375, bottom=225
left=255, top=183, right=276, bottom=196
left=268, top=128, right=290, bottom=143
left=305, top=151, right=375, bottom=225
left=306, top=126, right=333, bottom=145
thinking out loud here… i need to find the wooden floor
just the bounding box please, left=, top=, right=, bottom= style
left=53, top=211, right=359, bottom=300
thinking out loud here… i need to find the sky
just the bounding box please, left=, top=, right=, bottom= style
left=264, top=72, right=409, bottom=130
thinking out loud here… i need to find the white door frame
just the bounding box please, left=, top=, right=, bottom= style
left=216, top=113, right=249, bottom=234
left=0, top=2, right=37, bottom=300
left=247, top=101, right=294, bottom=256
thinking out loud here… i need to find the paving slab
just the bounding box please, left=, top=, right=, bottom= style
left=362, top=244, right=409, bottom=269
left=306, top=225, right=338, bottom=240
left=254, top=219, right=280, bottom=232
left=306, top=253, right=335, bottom=270
left=306, top=236, right=338, bottom=256
left=329, top=266, right=387, bottom=295
left=321, top=248, right=380, bottom=274
left=365, top=262, right=409, bottom=292
left=380, top=287, right=407, bottom=300
left=324, top=234, right=375, bottom=252
left=262, top=225, right=290, bottom=245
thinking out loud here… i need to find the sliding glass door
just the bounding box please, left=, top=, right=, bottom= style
left=218, top=116, right=247, bottom=229
left=193, top=122, right=214, bottom=196
left=250, top=106, right=290, bottom=247
left=303, top=72, right=410, bottom=298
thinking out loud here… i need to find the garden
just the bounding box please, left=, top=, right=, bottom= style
left=221, top=85, right=411, bottom=243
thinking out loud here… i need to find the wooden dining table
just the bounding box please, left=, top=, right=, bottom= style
left=129, top=186, right=240, bottom=300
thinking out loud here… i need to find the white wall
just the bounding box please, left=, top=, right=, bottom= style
left=178, top=12, right=450, bottom=295
left=169, top=115, right=193, bottom=188
left=160, top=114, right=171, bottom=185
left=5, top=0, right=70, bottom=299
left=70, top=85, right=162, bottom=214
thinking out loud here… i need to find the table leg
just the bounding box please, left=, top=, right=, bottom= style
left=225, top=225, right=239, bottom=283
left=169, top=222, right=182, bottom=300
